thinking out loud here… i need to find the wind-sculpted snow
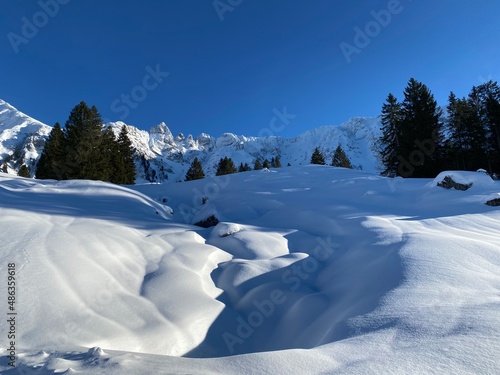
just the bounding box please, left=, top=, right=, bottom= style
left=1, top=166, right=500, bottom=374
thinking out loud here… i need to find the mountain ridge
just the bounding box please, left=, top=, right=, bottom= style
left=0, top=98, right=382, bottom=182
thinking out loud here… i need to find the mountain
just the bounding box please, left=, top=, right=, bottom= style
left=0, top=99, right=382, bottom=181
left=0, top=99, right=52, bottom=174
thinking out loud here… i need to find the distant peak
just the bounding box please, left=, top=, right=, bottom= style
left=150, top=122, right=171, bottom=134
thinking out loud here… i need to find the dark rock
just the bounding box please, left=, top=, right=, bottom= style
left=437, top=176, right=472, bottom=191
left=485, top=198, right=500, bottom=207
left=194, top=215, right=219, bottom=228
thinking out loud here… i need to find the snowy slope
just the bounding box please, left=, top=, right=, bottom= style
left=0, top=99, right=382, bottom=182
left=1, top=167, right=499, bottom=374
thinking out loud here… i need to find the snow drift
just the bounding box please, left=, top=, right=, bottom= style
left=1, top=166, right=500, bottom=374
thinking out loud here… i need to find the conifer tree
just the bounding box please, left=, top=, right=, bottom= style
left=271, top=157, right=276, bottom=168
left=332, top=145, right=353, bottom=168
left=100, top=127, right=119, bottom=182
left=216, top=157, right=237, bottom=176
left=185, top=157, right=205, bottom=181
left=116, top=125, right=136, bottom=184
left=18, top=164, right=30, bottom=178
left=263, top=159, right=270, bottom=169
left=398, top=78, right=443, bottom=177
left=238, top=162, right=251, bottom=172
left=379, top=93, right=402, bottom=176
left=254, top=159, right=263, bottom=170
left=445, top=92, right=487, bottom=171
left=36, top=122, right=66, bottom=180
left=274, top=156, right=282, bottom=168
left=63, top=102, right=105, bottom=180
left=310, top=147, right=325, bottom=165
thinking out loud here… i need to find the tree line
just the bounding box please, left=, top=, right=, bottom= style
left=379, top=78, right=500, bottom=178
left=310, top=145, right=353, bottom=168
left=185, top=156, right=284, bottom=181
left=36, top=101, right=136, bottom=184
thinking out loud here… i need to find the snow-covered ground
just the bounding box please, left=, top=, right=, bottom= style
left=1, top=166, right=499, bottom=374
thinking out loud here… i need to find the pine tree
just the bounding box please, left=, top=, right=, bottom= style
left=470, top=81, right=500, bottom=173
left=254, top=159, right=263, bottom=170
left=379, top=93, right=402, bottom=176
left=216, top=157, right=237, bottom=176
left=398, top=78, right=443, bottom=177
left=310, top=147, right=325, bottom=165
left=36, top=122, right=66, bottom=180
left=332, top=145, right=353, bottom=168
left=116, top=125, right=136, bottom=184
left=185, top=157, right=205, bottom=181
left=275, top=156, right=282, bottom=168
left=63, top=102, right=105, bottom=180
left=100, top=127, right=119, bottom=182
left=238, top=162, right=251, bottom=172
left=18, top=164, right=30, bottom=178
left=263, top=159, right=270, bottom=169
left=271, top=157, right=276, bottom=168
left=445, top=92, right=487, bottom=171
left=486, top=94, right=500, bottom=172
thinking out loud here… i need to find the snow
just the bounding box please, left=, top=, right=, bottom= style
left=0, top=166, right=500, bottom=374
left=1, top=165, right=500, bottom=374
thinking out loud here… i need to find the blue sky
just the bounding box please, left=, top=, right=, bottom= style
left=1, top=0, right=499, bottom=138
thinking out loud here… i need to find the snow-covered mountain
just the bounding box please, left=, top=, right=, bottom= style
left=0, top=99, right=52, bottom=174
left=0, top=99, right=382, bottom=182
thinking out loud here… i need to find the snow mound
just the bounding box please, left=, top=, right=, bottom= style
left=213, top=222, right=242, bottom=237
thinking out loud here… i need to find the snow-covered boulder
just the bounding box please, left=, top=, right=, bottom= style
left=432, top=171, right=495, bottom=191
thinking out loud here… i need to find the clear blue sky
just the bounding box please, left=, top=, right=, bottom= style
left=1, top=0, right=499, bottom=138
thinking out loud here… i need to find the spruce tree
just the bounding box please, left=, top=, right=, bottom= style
left=36, top=122, right=66, bottom=180
left=486, top=94, right=500, bottom=172
left=274, top=156, right=282, bottom=168
left=18, top=164, right=30, bottom=178
left=216, top=157, right=237, bottom=176
left=100, top=127, right=119, bottom=182
left=254, top=159, right=263, bottom=170
left=271, top=157, right=276, bottom=168
left=446, top=92, right=487, bottom=171
left=398, top=78, right=443, bottom=177
left=185, top=157, right=205, bottom=181
left=238, top=162, right=251, bottom=172
left=310, top=147, right=325, bottom=165
left=63, top=102, right=105, bottom=180
left=116, top=125, right=136, bottom=184
left=379, top=93, right=402, bottom=176
left=263, top=159, right=270, bottom=169
left=332, top=145, right=353, bottom=168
